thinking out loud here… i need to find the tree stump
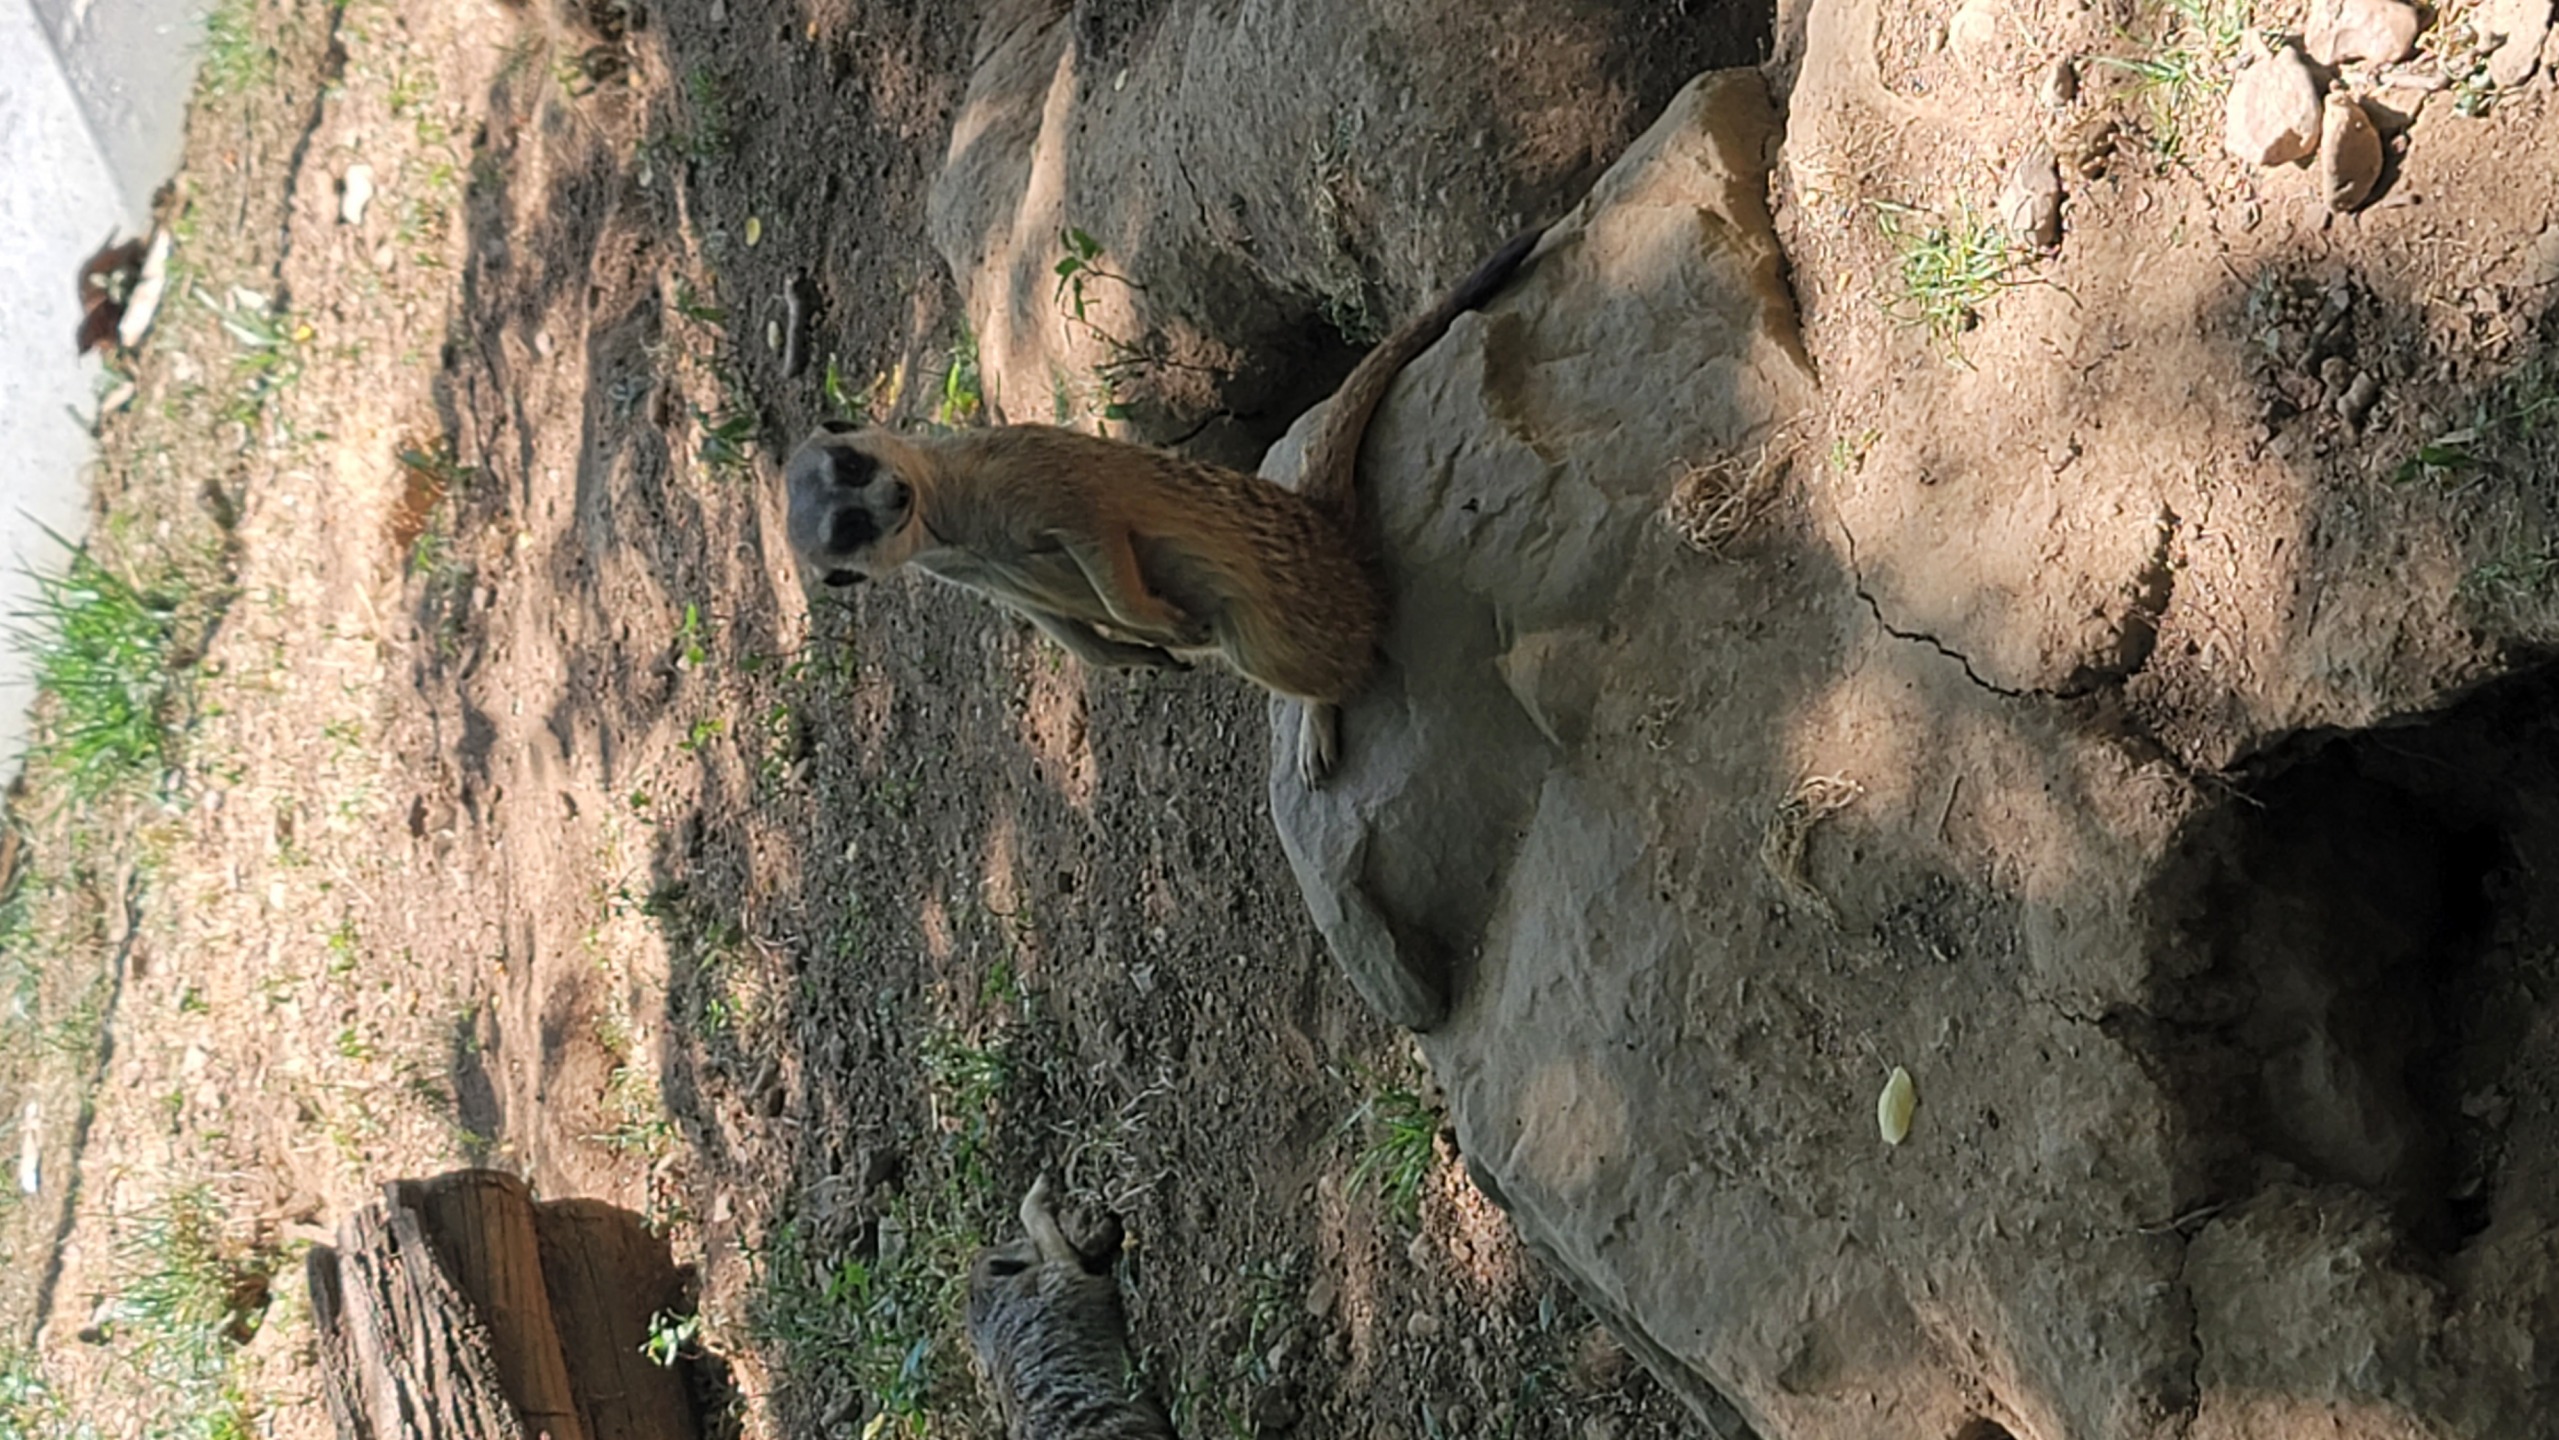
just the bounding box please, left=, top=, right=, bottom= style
left=309, top=1171, right=699, bottom=1440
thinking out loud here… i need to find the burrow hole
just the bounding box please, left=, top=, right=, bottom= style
left=2124, top=665, right=2559, bottom=1256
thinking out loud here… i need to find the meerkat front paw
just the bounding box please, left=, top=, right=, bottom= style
left=1296, top=701, right=1341, bottom=786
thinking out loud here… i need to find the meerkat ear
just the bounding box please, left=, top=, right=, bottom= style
left=816, top=417, right=859, bottom=436
left=823, top=569, right=865, bottom=588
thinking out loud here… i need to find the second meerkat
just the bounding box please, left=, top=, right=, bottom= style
left=782, top=227, right=1545, bottom=785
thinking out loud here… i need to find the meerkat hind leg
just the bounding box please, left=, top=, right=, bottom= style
left=1064, top=529, right=1196, bottom=641
left=1028, top=611, right=1187, bottom=671
left=1297, top=701, right=1341, bottom=787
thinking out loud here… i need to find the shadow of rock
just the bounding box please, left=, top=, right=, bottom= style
left=928, top=0, right=1769, bottom=465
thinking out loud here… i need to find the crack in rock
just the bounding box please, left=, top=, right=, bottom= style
left=1840, top=507, right=2182, bottom=704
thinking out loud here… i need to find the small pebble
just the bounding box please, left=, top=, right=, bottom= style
left=2041, top=55, right=2079, bottom=108
left=340, top=163, right=375, bottom=225
left=1997, top=145, right=2063, bottom=251
left=1405, top=1311, right=1443, bottom=1341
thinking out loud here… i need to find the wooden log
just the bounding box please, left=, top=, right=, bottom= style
left=308, top=1198, right=535, bottom=1440
left=309, top=1173, right=701, bottom=1440
left=390, top=1172, right=589, bottom=1440
left=533, top=1199, right=701, bottom=1440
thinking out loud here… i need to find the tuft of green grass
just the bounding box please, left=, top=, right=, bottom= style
left=674, top=601, right=711, bottom=670
left=2398, top=346, right=2559, bottom=619
left=2459, top=543, right=2559, bottom=611
left=592, top=1061, right=677, bottom=1156
left=1875, top=201, right=2024, bottom=348
left=9, top=536, right=181, bottom=798
left=194, top=286, right=306, bottom=431
left=2092, top=0, right=2252, bottom=155
left=0, top=1346, right=98, bottom=1440
left=681, top=67, right=734, bottom=158
left=920, top=1024, right=1010, bottom=1189
left=642, top=1308, right=702, bottom=1367
left=101, top=1186, right=276, bottom=1440
left=745, top=1015, right=1021, bottom=1435
left=746, top=1198, right=983, bottom=1432
left=1344, top=1077, right=1440, bottom=1228
left=194, top=0, right=274, bottom=99
left=933, top=329, right=984, bottom=429
left=694, top=406, right=757, bottom=474
left=819, top=354, right=874, bottom=424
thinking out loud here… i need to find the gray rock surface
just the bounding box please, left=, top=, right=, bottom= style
left=1263, top=63, right=2559, bottom=1440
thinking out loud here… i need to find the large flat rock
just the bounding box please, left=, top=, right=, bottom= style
left=1266, top=68, right=2559, bottom=1440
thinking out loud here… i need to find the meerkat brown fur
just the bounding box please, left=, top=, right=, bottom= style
left=782, top=226, right=1544, bottom=784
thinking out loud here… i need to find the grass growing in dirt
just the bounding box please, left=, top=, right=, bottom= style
left=198, top=287, right=307, bottom=434
left=194, top=0, right=275, bottom=99
left=681, top=67, right=735, bottom=159
left=7, top=543, right=182, bottom=800
left=0, top=1347, right=97, bottom=1440
left=2401, top=343, right=2559, bottom=619
left=1345, top=1074, right=1441, bottom=1228
left=934, top=329, right=986, bottom=429
left=742, top=1016, right=1021, bottom=1436
left=2097, top=0, right=2252, bottom=155
left=16, top=1185, right=281, bottom=1440
left=1875, top=201, right=2022, bottom=347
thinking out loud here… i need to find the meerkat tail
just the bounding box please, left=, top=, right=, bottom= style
left=1296, top=224, right=1547, bottom=521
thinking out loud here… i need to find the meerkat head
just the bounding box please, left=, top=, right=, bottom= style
left=783, top=421, right=930, bottom=587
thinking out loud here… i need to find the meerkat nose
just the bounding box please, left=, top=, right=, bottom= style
left=826, top=508, right=880, bottom=553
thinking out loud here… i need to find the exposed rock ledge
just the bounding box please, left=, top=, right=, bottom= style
left=1265, top=70, right=2559, bottom=1440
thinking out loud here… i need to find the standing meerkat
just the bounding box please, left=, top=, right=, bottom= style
left=781, top=226, right=1545, bottom=784
left=964, top=1175, right=1171, bottom=1440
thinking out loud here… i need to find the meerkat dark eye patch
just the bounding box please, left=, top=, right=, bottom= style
left=822, top=569, right=864, bottom=588
left=817, top=445, right=879, bottom=491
